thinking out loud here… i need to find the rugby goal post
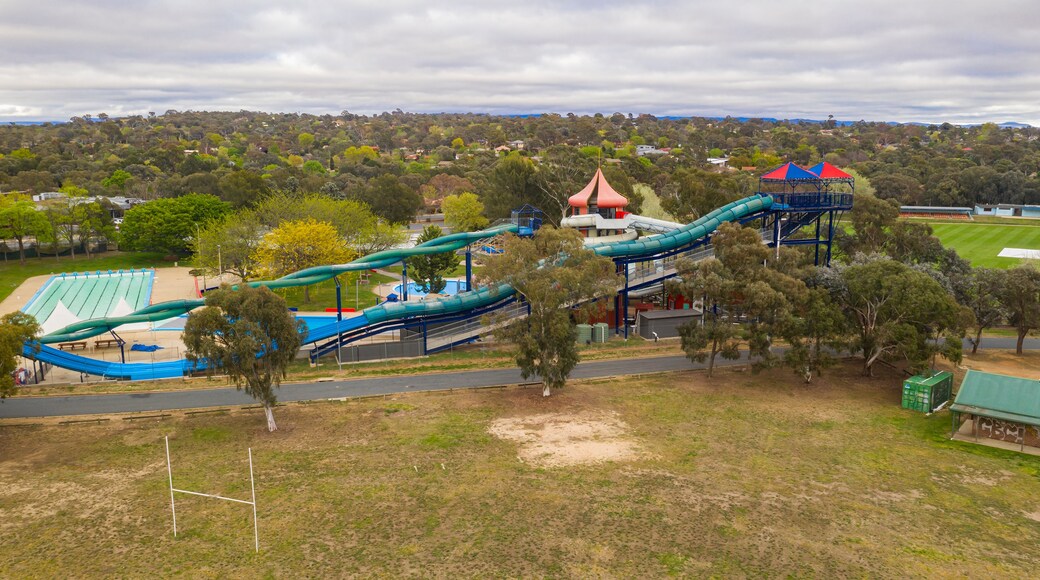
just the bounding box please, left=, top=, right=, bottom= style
left=165, top=436, right=259, bottom=552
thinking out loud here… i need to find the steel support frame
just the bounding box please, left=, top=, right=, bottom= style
left=401, top=262, right=408, bottom=302
left=465, top=245, right=473, bottom=292
left=311, top=297, right=521, bottom=361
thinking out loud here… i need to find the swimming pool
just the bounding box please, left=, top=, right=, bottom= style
left=392, top=280, right=467, bottom=298
left=23, top=270, right=154, bottom=334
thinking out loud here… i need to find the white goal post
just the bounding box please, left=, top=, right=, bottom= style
left=165, top=435, right=259, bottom=552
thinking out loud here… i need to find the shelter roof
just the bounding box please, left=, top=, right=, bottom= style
left=951, top=370, right=1040, bottom=426
left=761, top=162, right=819, bottom=181
left=568, top=168, right=628, bottom=209
left=807, top=162, right=853, bottom=179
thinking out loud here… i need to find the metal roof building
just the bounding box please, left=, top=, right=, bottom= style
left=950, top=370, right=1040, bottom=453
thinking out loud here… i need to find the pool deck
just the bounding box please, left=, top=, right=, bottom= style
left=9, top=265, right=468, bottom=385
left=0, top=273, right=52, bottom=316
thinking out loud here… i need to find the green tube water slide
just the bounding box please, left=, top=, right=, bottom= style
left=38, top=222, right=519, bottom=344
left=26, top=195, right=772, bottom=379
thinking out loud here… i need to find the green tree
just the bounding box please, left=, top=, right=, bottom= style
left=781, top=289, right=847, bottom=383
left=252, top=218, right=354, bottom=303
left=297, top=132, right=315, bottom=150
left=0, top=312, right=41, bottom=399
left=999, top=265, right=1040, bottom=355
left=481, top=226, right=619, bottom=396
left=183, top=285, right=305, bottom=431
left=193, top=210, right=265, bottom=281
left=480, top=154, right=546, bottom=220
left=441, top=192, right=489, bottom=232
left=356, top=174, right=423, bottom=224
left=661, top=168, right=741, bottom=222
left=341, top=145, right=379, bottom=163
left=886, top=221, right=945, bottom=264
left=0, top=194, right=51, bottom=263
left=871, top=173, right=923, bottom=204
left=831, top=257, right=962, bottom=375
left=218, top=170, right=270, bottom=207
left=959, top=268, right=1007, bottom=354
left=406, top=226, right=457, bottom=294
left=119, top=194, right=229, bottom=255
left=101, top=169, right=133, bottom=191
left=44, top=186, right=90, bottom=259
left=79, top=200, right=116, bottom=259
left=252, top=191, right=399, bottom=252
left=205, top=132, right=224, bottom=149
left=356, top=220, right=407, bottom=255
left=669, top=258, right=742, bottom=377
left=670, top=222, right=807, bottom=376
left=302, top=160, right=326, bottom=174
left=838, top=194, right=900, bottom=257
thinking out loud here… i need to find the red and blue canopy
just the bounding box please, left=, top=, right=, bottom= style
left=761, top=162, right=819, bottom=181
left=807, top=162, right=853, bottom=179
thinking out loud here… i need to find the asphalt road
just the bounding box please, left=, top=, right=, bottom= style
left=2, top=337, right=1036, bottom=419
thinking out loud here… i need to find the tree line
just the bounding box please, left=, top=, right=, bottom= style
left=2, top=111, right=1038, bottom=231
left=668, top=195, right=1040, bottom=381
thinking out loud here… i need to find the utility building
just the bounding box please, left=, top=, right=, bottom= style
left=951, top=370, right=1040, bottom=454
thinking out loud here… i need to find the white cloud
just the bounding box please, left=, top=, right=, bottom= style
left=1, top=0, right=1038, bottom=124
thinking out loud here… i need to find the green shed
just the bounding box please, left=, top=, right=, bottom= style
left=902, top=371, right=953, bottom=413
left=950, top=370, right=1040, bottom=452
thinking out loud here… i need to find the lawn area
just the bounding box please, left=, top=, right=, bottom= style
left=382, top=260, right=481, bottom=279
left=0, top=251, right=168, bottom=303
left=274, top=273, right=396, bottom=311
left=4, top=361, right=1040, bottom=576
left=927, top=222, right=1040, bottom=268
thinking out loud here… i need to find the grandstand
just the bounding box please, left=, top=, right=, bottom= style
left=22, top=270, right=154, bottom=334
left=900, top=206, right=974, bottom=220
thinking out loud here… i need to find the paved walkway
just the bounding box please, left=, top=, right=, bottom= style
left=5, top=337, right=1039, bottom=419
left=1, top=354, right=725, bottom=419
left=0, top=273, right=51, bottom=316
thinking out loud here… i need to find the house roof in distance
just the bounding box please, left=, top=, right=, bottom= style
left=568, top=168, right=628, bottom=209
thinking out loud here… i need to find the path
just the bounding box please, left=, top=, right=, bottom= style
left=1, top=354, right=721, bottom=418
left=4, top=337, right=1039, bottom=419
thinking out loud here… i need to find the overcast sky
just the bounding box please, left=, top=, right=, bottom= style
left=2, top=0, right=1038, bottom=124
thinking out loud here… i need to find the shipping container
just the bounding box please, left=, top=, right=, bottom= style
left=902, top=371, right=953, bottom=413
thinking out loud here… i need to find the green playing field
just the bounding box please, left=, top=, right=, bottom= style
left=928, top=222, right=1040, bottom=268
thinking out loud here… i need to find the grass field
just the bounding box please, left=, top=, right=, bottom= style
left=4, top=360, right=1040, bottom=576
left=926, top=222, right=1040, bottom=268
left=0, top=251, right=168, bottom=303
left=274, top=273, right=396, bottom=311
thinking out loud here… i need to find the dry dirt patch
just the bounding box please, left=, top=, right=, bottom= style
left=488, top=411, right=647, bottom=468
left=962, top=350, right=1040, bottom=379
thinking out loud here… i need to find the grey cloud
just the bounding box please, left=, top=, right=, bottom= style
left=1, top=0, right=1039, bottom=124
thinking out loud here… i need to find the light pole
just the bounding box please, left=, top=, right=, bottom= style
left=195, top=223, right=205, bottom=291
left=355, top=275, right=360, bottom=311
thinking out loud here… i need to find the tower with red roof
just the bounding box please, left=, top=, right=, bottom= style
left=567, top=168, right=630, bottom=238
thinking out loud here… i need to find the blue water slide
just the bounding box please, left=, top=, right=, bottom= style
left=25, top=195, right=772, bottom=380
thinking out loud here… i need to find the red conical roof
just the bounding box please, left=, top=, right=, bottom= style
left=568, top=168, right=628, bottom=209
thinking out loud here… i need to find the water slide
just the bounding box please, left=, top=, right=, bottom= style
left=559, top=212, right=685, bottom=236
left=24, top=195, right=773, bottom=380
